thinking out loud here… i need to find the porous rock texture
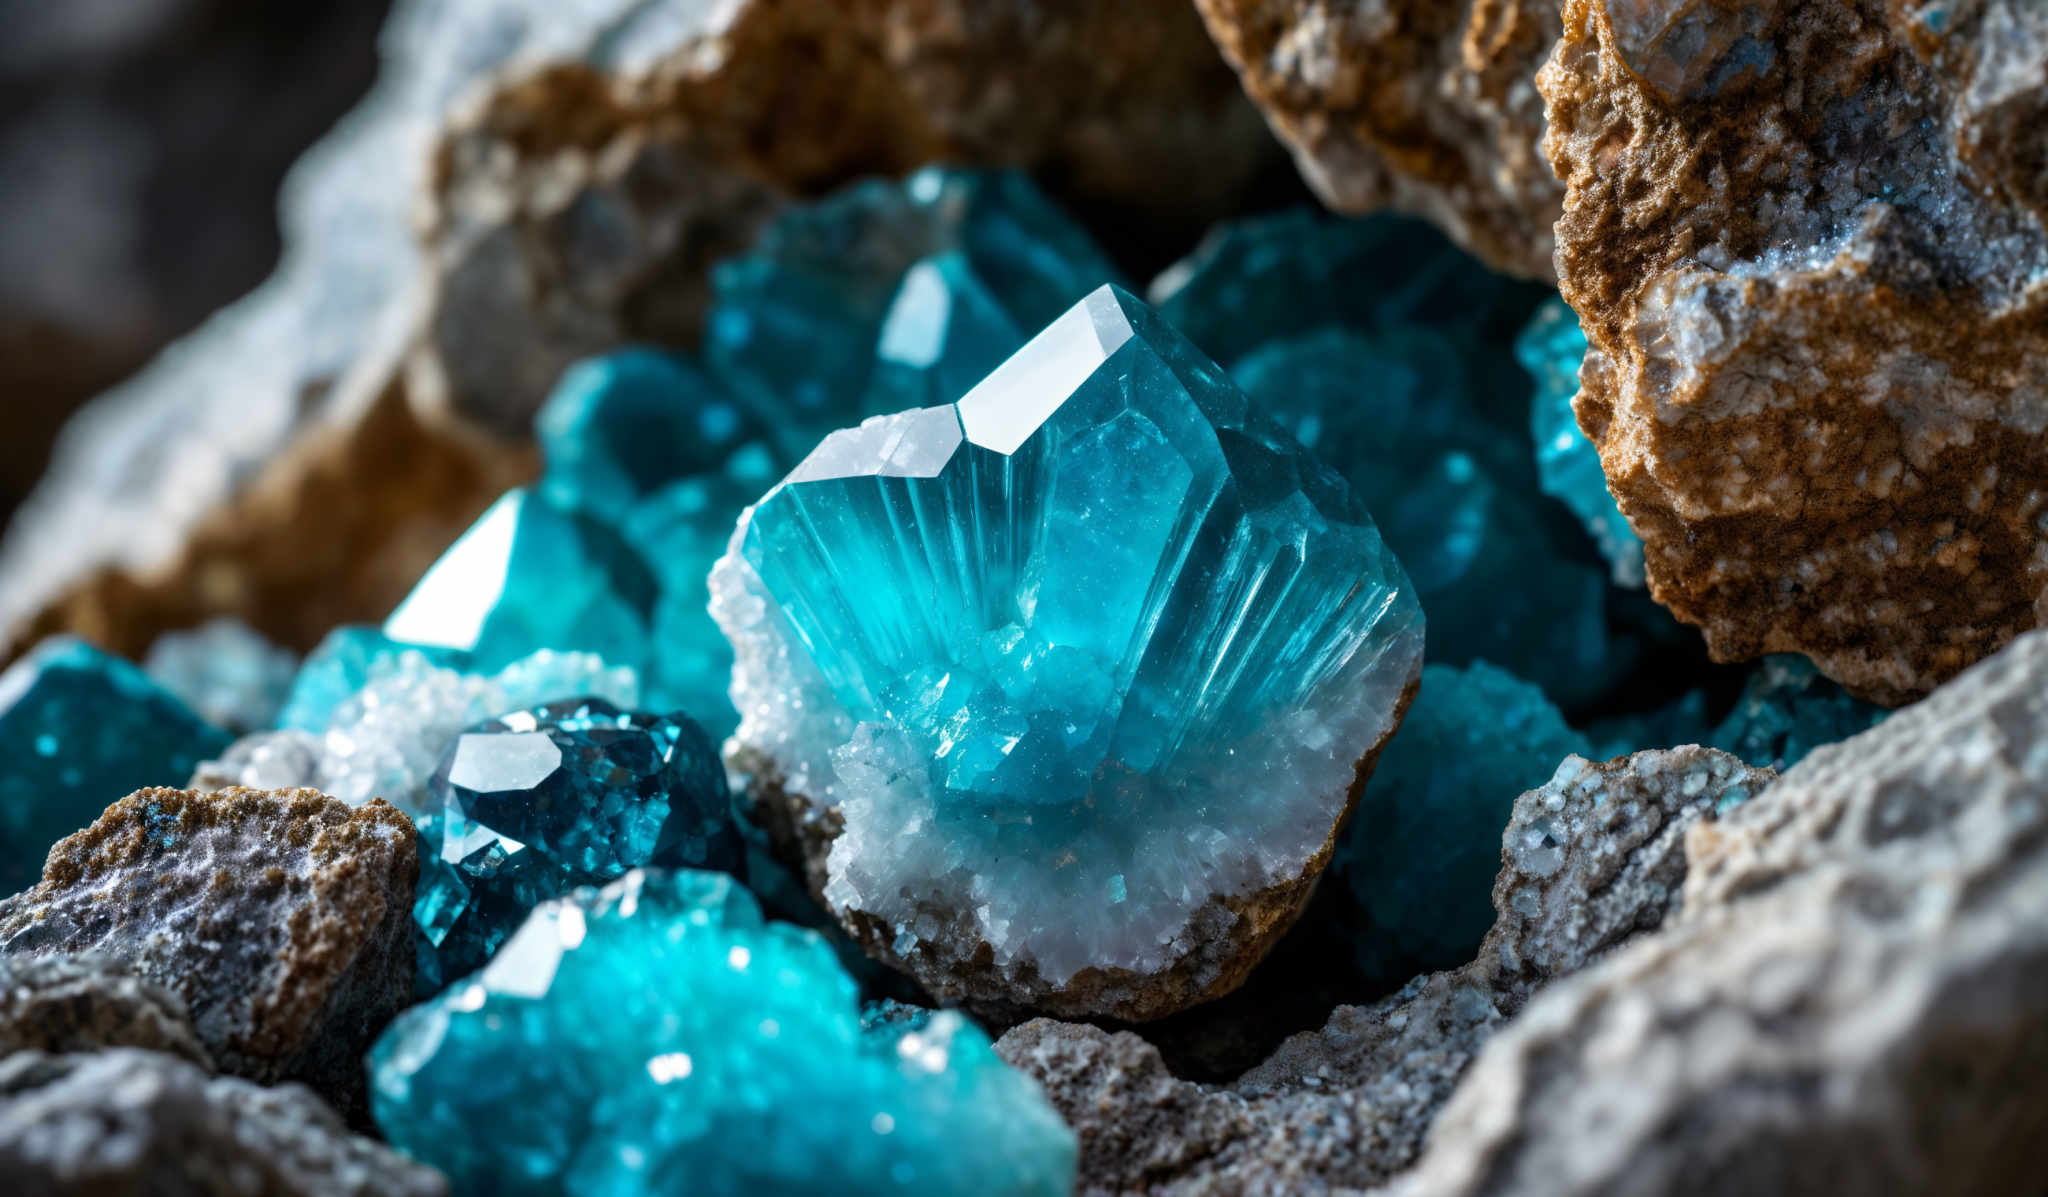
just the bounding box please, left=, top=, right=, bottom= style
left=0, top=1048, right=448, bottom=1197
left=997, top=746, right=1769, bottom=1192
left=1542, top=0, right=2048, bottom=704
left=0, top=955, right=212, bottom=1069
left=1394, top=626, right=2048, bottom=1197
left=0, top=0, right=1269, bottom=666
left=1194, top=0, right=1565, bottom=279
left=0, top=788, right=416, bottom=1122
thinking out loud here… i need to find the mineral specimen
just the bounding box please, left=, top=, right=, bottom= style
left=210, top=647, right=640, bottom=814
left=384, top=488, right=658, bottom=678
left=276, top=625, right=473, bottom=735
left=1192, top=0, right=1566, bottom=279
left=0, top=636, right=231, bottom=895
left=998, top=746, right=1771, bottom=1192
left=1517, top=297, right=1644, bottom=587
left=717, top=284, right=1425, bottom=1020
left=414, top=698, right=744, bottom=991
left=0, top=955, right=211, bottom=1068
left=1707, top=654, right=1887, bottom=773
left=1399, top=627, right=2048, bottom=1197
left=1336, top=663, right=1592, bottom=985
left=0, top=1048, right=449, bottom=1197
left=0, top=787, right=417, bottom=1120
left=373, top=870, right=1076, bottom=1196
left=1541, top=0, right=2048, bottom=703
left=142, top=617, right=300, bottom=733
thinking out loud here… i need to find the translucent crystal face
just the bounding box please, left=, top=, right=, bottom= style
left=717, top=285, right=1424, bottom=995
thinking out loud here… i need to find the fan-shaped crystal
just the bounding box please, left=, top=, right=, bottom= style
left=715, top=285, right=1423, bottom=1018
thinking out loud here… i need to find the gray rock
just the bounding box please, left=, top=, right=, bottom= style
left=997, top=746, right=1768, bottom=1193
left=0, top=1048, right=447, bottom=1196
left=0, top=788, right=417, bottom=1123
left=0, top=955, right=211, bottom=1068
left=1397, top=627, right=2048, bottom=1197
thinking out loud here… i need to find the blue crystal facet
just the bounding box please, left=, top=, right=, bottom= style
left=1518, top=297, right=1646, bottom=587
left=277, top=625, right=473, bottom=733
left=373, top=870, right=1076, bottom=1196
left=414, top=698, right=744, bottom=993
left=1335, top=662, right=1590, bottom=984
left=384, top=489, right=658, bottom=678
left=715, top=285, right=1424, bottom=1003
left=0, top=638, right=232, bottom=894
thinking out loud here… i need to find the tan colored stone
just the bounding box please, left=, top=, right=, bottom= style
left=1541, top=0, right=2048, bottom=705
left=0, top=788, right=417, bottom=1123
left=1194, top=0, right=1565, bottom=279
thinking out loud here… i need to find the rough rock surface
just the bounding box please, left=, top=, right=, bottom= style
left=0, top=0, right=1269, bottom=666
left=0, top=788, right=416, bottom=1121
left=0, top=955, right=211, bottom=1068
left=0, top=1048, right=448, bottom=1197
left=1194, top=0, right=1564, bottom=279
left=1397, top=627, right=2048, bottom=1197
left=1541, top=0, right=2048, bottom=704
left=997, top=747, right=1769, bottom=1192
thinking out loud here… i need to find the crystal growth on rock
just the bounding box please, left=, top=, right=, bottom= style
left=276, top=625, right=472, bottom=734
left=716, top=285, right=1424, bottom=1017
left=414, top=698, right=744, bottom=992
left=1336, top=662, right=1591, bottom=985
left=372, top=870, right=1076, bottom=1197
left=1518, top=297, right=1645, bottom=587
left=1708, top=655, right=1887, bottom=772
left=0, top=638, right=231, bottom=895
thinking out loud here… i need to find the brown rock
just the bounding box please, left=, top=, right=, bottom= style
left=0, top=1048, right=448, bottom=1197
left=0, top=955, right=212, bottom=1069
left=996, top=747, right=1770, bottom=1192
left=2, top=0, right=1271, bottom=665
left=1395, top=626, right=2048, bottom=1197
left=1540, top=0, right=2048, bottom=704
left=0, top=788, right=417, bottom=1122
left=1194, top=0, right=1566, bottom=279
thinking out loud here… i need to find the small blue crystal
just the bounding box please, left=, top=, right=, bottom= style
left=717, top=284, right=1423, bottom=1007
left=705, top=167, right=1121, bottom=453
left=384, top=489, right=658, bottom=677
left=1337, top=662, right=1591, bottom=984
left=414, top=698, right=743, bottom=993
left=0, top=638, right=232, bottom=894
left=1708, top=655, right=1887, bottom=771
left=277, top=625, right=472, bottom=733
left=536, top=349, right=771, bottom=520
left=1518, top=297, right=1645, bottom=587
left=373, top=870, right=1076, bottom=1196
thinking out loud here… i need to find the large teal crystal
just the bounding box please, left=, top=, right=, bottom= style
left=0, top=638, right=232, bottom=894
left=1518, top=297, right=1645, bottom=586
left=716, top=284, right=1424, bottom=1010
left=372, top=870, right=1076, bottom=1196
left=384, top=489, right=658, bottom=678
left=1335, top=662, right=1591, bottom=985
left=413, top=698, right=744, bottom=994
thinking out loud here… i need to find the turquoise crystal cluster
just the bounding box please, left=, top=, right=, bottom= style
left=393, top=168, right=1127, bottom=738
left=716, top=283, right=1424, bottom=1015
left=414, top=698, right=744, bottom=993
left=1518, top=297, right=1646, bottom=587
left=0, top=637, right=232, bottom=894
left=373, top=870, right=1075, bottom=1196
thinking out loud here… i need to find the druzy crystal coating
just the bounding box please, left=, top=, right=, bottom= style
left=373, top=870, right=1076, bottom=1196
left=415, top=698, right=743, bottom=993
left=716, top=284, right=1423, bottom=1009
left=0, top=638, right=232, bottom=895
